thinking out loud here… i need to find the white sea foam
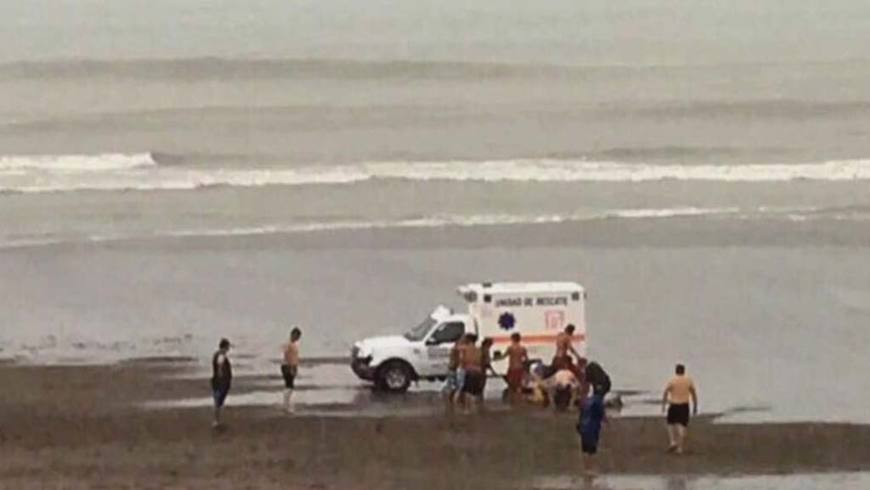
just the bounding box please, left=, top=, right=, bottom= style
left=606, top=207, right=740, bottom=219
left=2, top=154, right=870, bottom=193
left=0, top=152, right=156, bottom=172
left=0, top=208, right=743, bottom=250
left=148, top=208, right=742, bottom=241
left=364, top=159, right=870, bottom=182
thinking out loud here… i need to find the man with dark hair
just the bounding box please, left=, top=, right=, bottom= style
left=662, top=363, right=698, bottom=454
left=211, top=338, right=232, bottom=428
left=553, top=324, right=580, bottom=370
left=480, top=337, right=494, bottom=375
left=443, top=334, right=469, bottom=407
left=500, top=332, right=528, bottom=401
left=459, top=334, right=484, bottom=412
left=281, top=327, right=302, bottom=413
left=585, top=361, right=611, bottom=397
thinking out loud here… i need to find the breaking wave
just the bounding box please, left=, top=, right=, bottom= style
left=0, top=152, right=156, bottom=172
left=164, top=208, right=740, bottom=237
left=2, top=153, right=870, bottom=193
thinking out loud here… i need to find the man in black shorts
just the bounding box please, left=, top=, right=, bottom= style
left=211, top=338, right=232, bottom=428
left=459, top=334, right=485, bottom=412
left=281, top=327, right=302, bottom=413
left=662, top=364, right=698, bottom=454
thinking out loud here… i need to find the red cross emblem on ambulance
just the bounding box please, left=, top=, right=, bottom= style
left=545, top=310, right=565, bottom=330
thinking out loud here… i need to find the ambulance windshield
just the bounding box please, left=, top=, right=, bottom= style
left=404, top=316, right=437, bottom=341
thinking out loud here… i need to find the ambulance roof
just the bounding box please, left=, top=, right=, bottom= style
left=459, top=282, right=584, bottom=296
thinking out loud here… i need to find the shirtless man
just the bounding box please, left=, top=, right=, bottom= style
left=500, top=333, right=528, bottom=402
left=443, top=334, right=468, bottom=405
left=662, top=364, right=699, bottom=454
left=553, top=324, right=580, bottom=370
left=479, top=337, right=495, bottom=395
left=281, top=328, right=302, bottom=413
left=459, top=334, right=484, bottom=412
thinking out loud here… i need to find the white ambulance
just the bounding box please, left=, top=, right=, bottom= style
left=350, top=282, right=587, bottom=392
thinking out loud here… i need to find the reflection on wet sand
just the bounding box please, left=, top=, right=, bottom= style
left=533, top=473, right=870, bottom=490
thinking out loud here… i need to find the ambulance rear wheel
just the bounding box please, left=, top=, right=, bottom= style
left=377, top=361, right=412, bottom=393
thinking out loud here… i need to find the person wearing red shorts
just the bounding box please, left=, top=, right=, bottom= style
left=500, top=333, right=528, bottom=402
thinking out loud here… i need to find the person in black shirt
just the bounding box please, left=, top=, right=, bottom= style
left=584, top=361, right=611, bottom=397
left=211, top=338, right=232, bottom=428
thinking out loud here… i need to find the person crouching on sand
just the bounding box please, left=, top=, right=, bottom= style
left=281, top=327, right=302, bottom=414
left=211, top=338, right=232, bottom=428
left=662, top=363, right=698, bottom=454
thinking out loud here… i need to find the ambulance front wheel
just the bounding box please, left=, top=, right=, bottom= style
left=376, top=360, right=412, bottom=393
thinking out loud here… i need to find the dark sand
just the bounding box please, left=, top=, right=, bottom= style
left=2, top=363, right=870, bottom=489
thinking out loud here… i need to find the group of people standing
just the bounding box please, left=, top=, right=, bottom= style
left=439, top=323, right=699, bottom=474
left=442, top=333, right=495, bottom=411
left=442, top=324, right=609, bottom=413
left=209, top=324, right=699, bottom=469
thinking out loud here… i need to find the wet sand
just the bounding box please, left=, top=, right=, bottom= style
left=2, top=363, right=870, bottom=489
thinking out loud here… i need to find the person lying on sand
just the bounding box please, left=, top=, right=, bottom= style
left=551, top=368, right=580, bottom=411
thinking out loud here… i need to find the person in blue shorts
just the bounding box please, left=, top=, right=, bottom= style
left=576, top=383, right=607, bottom=475
left=442, top=334, right=468, bottom=406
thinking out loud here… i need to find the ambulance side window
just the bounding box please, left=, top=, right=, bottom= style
left=429, top=322, right=465, bottom=344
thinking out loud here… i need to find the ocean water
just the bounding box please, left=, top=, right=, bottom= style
left=2, top=0, right=870, bottom=428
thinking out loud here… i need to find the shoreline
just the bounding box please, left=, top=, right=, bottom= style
left=3, top=364, right=870, bottom=489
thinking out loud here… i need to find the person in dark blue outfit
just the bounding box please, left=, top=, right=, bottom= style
left=576, top=384, right=607, bottom=475
left=211, top=338, right=232, bottom=428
